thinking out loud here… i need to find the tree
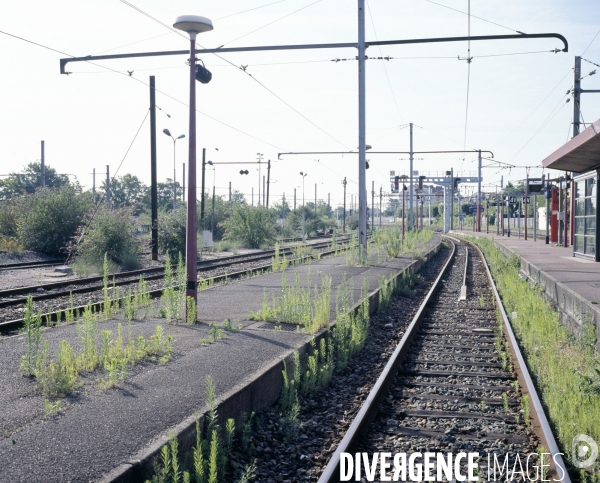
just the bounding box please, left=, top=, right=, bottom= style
left=100, top=174, right=147, bottom=210
left=0, top=162, right=70, bottom=200
left=18, top=185, right=93, bottom=256
left=223, top=205, right=276, bottom=248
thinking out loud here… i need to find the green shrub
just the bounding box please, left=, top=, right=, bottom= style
left=70, top=205, right=145, bottom=270
left=223, top=205, right=275, bottom=248
left=0, top=199, right=20, bottom=238
left=18, top=186, right=92, bottom=257
left=158, top=207, right=186, bottom=258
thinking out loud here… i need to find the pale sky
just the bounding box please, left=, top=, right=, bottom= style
left=1, top=0, right=599, bottom=207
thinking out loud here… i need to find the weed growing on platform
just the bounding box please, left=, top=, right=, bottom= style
left=43, top=398, right=63, bottom=417
left=332, top=276, right=371, bottom=372
left=248, top=268, right=332, bottom=333
left=270, top=243, right=289, bottom=272
left=20, top=297, right=45, bottom=377
left=101, top=254, right=113, bottom=320
left=160, top=253, right=180, bottom=323
left=471, top=236, right=600, bottom=470
left=222, top=318, right=242, bottom=332
left=186, top=297, right=197, bottom=324
left=378, top=274, right=396, bottom=312
left=27, top=301, right=173, bottom=395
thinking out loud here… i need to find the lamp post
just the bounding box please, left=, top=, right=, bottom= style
left=300, top=172, right=308, bottom=241
left=173, top=14, right=213, bottom=317
left=163, top=129, right=185, bottom=212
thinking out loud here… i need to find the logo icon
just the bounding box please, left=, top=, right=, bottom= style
left=572, top=434, right=598, bottom=469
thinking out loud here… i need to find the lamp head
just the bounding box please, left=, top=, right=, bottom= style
left=207, top=161, right=213, bottom=165
left=173, top=15, right=213, bottom=39
left=163, top=128, right=172, bottom=136
left=177, top=134, right=186, bottom=139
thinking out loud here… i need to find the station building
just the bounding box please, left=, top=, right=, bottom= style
left=542, top=118, right=600, bottom=261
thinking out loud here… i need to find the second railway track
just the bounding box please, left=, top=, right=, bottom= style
left=0, top=236, right=355, bottom=331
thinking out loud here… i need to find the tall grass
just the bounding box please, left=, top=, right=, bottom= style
left=471, top=236, right=600, bottom=472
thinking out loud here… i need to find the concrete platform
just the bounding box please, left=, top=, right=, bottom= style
left=0, top=235, right=442, bottom=483
left=452, top=230, right=600, bottom=349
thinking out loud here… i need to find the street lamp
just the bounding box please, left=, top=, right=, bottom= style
left=173, top=14, right=213, bottom=316
left=300, top=172, right=308, bottom=241
left=163, top=129, right=185, bottom=212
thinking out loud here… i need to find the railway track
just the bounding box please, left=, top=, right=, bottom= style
left=317, top=237, right=568, bottom=483
left=0, top=259, right=65, bottom=271
left=0, top=236, right=353, bottom=332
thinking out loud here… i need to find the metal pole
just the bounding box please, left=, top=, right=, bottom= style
left=294, top=188, right=296, bottom=210
left=252, top=187, right=254, bottom=207
left=371, top=180, right=375, bottom=232
left=211, top=185, right=215, bottom=233
left=200, top=148, right=206, bottom=226
left=379, top=186, right=382, bottom=227
left=266, top=159, right=271, bottom=208
left=450, top=168, right=454, bottom=230
left=302, top=176, right=306, bottom=241
left=428, top=185, right=431, bottom=226
left=546, top=185, right=550, bottom=244
left=185, top=36, right=198, bottom=309
left=173, top=138, right=177, bottom=212
left=402, top=181, right=405, bottom=240
left=92, top=168, right=96, bottom=197
left=357, top=0, right=368, bottom=256
left=183, top=163, right=186, bottom=201
left=229, top=181, right=231, bottom=201
left=262, top=176, right=265, bottom=207
left=564, top=174, right=569, bottom=247
left=41, top=140, right=45, bottom=188
left=525, top=175, right=528, bottom=241
left=477, top=150, right=482, bottom=231
left=150, top=76, right=158, bottom=261
left=518, top=200, right=521, bottom=239
left=507, top=195, right=511, bottom=237
left=533, top=194, right=537, bottom=241
left=574, top=56, right=581, bottom=137
left=315, top=183, right=317, bottom=215
left=106, top=165, right=110, bottom=205
left=409, top=122, right=414, bottom=230
left=486, top=200, right=489, bottom=234
left=558, top=181, right=563, bottom=245
left=343, top=177, right=347, bottom=233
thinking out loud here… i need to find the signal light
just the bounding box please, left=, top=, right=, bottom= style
left=394, top=176, right=399, bottom=190
left=195, top=61, right=212, bottom=84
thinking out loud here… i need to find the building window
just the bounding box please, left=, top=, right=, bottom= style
left=574, top=174, right=597, bottom=257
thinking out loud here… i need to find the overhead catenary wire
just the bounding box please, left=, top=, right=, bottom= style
left=0, top=29, right=325, bottom=166
left=366, top=0, right=404, bottom=123
left=215, top=0, right=290, bottom=21
left=67, top=110, right=149, bottom=262
left=422, top=0, right=526, bottom=34
left=117, top=0, right=353, bottom=151
left=220, top=0, right=323, bottom=47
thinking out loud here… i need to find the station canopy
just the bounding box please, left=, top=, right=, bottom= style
left=542, top=117, right=600, bottom=172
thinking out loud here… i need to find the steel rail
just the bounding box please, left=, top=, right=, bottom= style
left=0, top=237, right=347, bottom=301
left=0, top=243, right=348, bottom=332
left=0, top=259, right=65, bottom=271
left=317, top=237, right=457, bottom=483
left=472, top=241, right=570, bottom=482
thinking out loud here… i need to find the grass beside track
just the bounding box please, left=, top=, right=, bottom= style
left=469, top=236, right=600, bottom=477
